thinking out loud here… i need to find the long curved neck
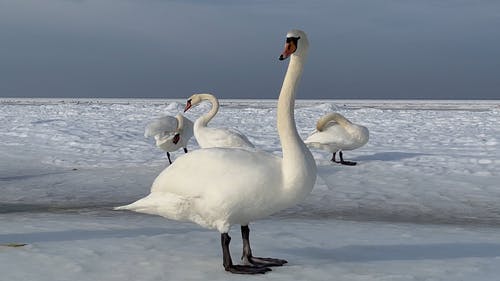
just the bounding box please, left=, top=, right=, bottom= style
left=175, top=114, right=184, bottom=131
left=278, top=54, right=316, bottom=193
left=197, top=94, right=219, bottom=127
left=316, top=113, right=352, bottom=131
left=278, top=56, right=304, bottom=150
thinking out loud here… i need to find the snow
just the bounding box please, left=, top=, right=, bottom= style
left=1, top=99, right=499, bottom=280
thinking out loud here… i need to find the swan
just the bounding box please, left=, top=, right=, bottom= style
left=144, top=113, right=194, bottom=164
left=184, top=93, right=255, bottom=149
left=115, top=29, right=316, bottom=274
left=305, top=112, right=369, bottom=165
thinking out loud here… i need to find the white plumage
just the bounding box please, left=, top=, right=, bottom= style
left=305, top=112, right=369, bottom=165
left=144, top=113, right=194, bottom=164
left=184, top=93, right=255, bottom=149
left=116, top=29, right=315, bottom=274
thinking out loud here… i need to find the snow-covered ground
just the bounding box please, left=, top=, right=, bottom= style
left=1, top=99, right=499, bottom=280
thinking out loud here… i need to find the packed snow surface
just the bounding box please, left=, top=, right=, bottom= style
left=1, top=99, right=499, bottom=280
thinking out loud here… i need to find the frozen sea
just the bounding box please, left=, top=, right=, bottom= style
left=1, top=98, right=499, bottom=280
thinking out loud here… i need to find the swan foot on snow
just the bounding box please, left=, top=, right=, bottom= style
left=331, top=151, right=357, bottom=166
left=243, top=256, right=288, bottom=267
left=183, top=147, right=188, bottom=153
left=240, top=225, right=288, bottom=267
left=222, top=233, right=272, bottom=274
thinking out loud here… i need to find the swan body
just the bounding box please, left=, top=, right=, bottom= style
left=127, top=148, right=290, bottom=230
left=305, top=112, right=369, bottom=165
left=116, top=29, right=316, bottom=274
left=184, top=93, right=255, bottom=149
left=144, top=114, right=194, bottom=163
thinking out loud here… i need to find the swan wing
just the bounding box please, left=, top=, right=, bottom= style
left=122, top=148, right=284, bottom=230
left=144, top=116, right=179, bottom=137
left=323, top=120, right=339, bottom=130
left=152, top=148, right=279, bottom=196
left=306, top=123, right=369, bottom=151
left=305, top=124, right=351, bottom=151
left=197, top=127, right=254, bottom=148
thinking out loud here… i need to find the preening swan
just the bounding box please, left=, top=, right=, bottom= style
left=184, top=93, right=255, bottom=149
left=144, top=114, right=194, bottom=164
left=115, top=29, right=316, bottom=274
left=305, top=112, right=369, bottom=165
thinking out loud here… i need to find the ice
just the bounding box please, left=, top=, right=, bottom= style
left=1, top=99, right=500, bottom=280
left=2, top=213, right=500, bottom=281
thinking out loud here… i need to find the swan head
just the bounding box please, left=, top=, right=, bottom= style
left=172, top=133, right=180, bottom=144
left=184, top=93, right=215, bottom=112
left=184, top=94, right=201, bottom=112
left=279, top=29, right=309, bottom=61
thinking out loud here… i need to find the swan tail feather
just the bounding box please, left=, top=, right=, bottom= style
left=114, top=193, right=193, bottom=220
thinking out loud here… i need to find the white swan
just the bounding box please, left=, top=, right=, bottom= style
left=116, top=29, right=316, bottom=274
left=184, top=93, right=255, bottom=149
left=305, top=112, right=369, bottom=165
left=144, top=113, right=194, bottom=164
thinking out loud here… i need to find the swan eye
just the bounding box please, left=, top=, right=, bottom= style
left=285, top=36, right=300, bottom=43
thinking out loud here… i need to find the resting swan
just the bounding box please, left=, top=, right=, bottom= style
left=144, top=114, right=194, bottom=164
left=184, top=93, right=255, bottom=149
left=115, top=29, right=316, bottom=274
left=305, top=112, right=369, bottom=165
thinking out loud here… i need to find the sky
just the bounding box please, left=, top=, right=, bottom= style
left=0, top=0, right=499, bottom=100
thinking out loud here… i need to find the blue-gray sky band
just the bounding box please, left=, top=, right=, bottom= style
left=1, top=0, right=499, bottom=99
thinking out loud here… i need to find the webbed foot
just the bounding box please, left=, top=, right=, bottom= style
left=225, top=264, right=271, bottom=274
left=245, top=256, right=287, bottom=267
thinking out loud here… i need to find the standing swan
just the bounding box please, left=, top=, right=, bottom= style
left=184, top=93, right=255, bottom=149
left=144, top=114, right=194, bottom=164
left=115, top=30, right=316, bottom=274
left=305, top=112, right=369, bottom=165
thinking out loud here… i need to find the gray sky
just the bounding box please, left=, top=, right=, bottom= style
left=1, top=0, right=499, bottom=99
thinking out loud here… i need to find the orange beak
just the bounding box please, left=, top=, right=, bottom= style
left=279, top=41, right=297, bottom=61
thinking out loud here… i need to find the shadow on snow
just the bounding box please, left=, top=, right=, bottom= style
left=279, top=243, right=500, bottom=262
left=352, top=151, right=429, bottom=162
left=0, top=227, right=208, bottom=244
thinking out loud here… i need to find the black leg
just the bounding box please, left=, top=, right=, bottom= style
left=183, top=147, right=188, bottom=153
left=240, top=225, right=287, bottom=267
left=331, top=152, right=338, bottom=163
left=221, top=233, right=271, bottom=274
left=222, top=233, right=233, bottom=270
left=166, top=152, right=172, bottom=164
left=339, top=151, right=357, bottom=166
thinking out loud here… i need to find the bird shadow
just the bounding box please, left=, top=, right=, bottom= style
left=0, top=171, right=71, bottom=182
left=0, top=227, right=207, bottom=244
left=279, top=242, right=500, bottom=262
left=352, top=151, right=429, bottom=162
